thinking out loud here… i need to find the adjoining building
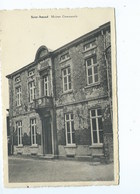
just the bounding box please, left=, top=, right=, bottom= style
left=6, top=22, right=113, bottom=162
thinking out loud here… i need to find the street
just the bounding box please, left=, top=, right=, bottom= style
left=8, top=156, right=114, bottom=183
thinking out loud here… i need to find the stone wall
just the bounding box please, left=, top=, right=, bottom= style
left=13, top=145, right=42, bottom=155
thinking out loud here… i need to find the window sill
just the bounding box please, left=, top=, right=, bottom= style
left=40, top=95, right=52, bottom=98
left=62, top=89, right=73, bottom=95
left=16, top=144, right=23, bottom=148
left=29, top=101, right=35, bottom=105
left=89, top=144, right=103, bottom=148
left=30, top=144, right=38, bottom=148
left=84, top=82, right=100, bottom=89
left=64, top=144, right=77, bottom=148
left=16, top=105, right=22, bottom=108
left=15, top=81, right=21, bottom=85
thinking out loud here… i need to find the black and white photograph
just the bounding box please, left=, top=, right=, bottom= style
left=1, top=8, right=118, bottom=187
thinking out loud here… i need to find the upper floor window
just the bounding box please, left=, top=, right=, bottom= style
left=86, top=55, right=99, bottom=85
left=15, top=76, right=20, bottom=83
left=30, top=118, right=37, bottom=145
left=16, top=121, right=22, bottom=146
left=65, top=113, right=75, bottom=145
left=62, top=67, right=72, bottom=92
left=60, top=53, right=70, bottom=62
left=28, top=70, right=34, bottom=77
left=84, top=41, right=96, bottom=51
left=28, top=81, right=35, bottom=103
left=16, top=87, right=21, bottom=106
left=90, top=109, right=103, bottom=145
left=43, top=75, right=49, bottom=96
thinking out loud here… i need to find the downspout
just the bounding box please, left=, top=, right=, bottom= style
left=9, top=77, right=14, bottom=154
left=50, top=56, right=58, bottom=157
left=101, top=30, right=112, bottom=123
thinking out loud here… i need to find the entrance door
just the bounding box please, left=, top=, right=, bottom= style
left=43, top=117, right=52, bottom=155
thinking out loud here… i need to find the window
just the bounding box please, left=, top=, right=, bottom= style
left=30, top=118, right=37, bottom=145
left=62, top=67, right=72, bottom=92
left=86, top=55, right=98, bottom=85
left=90, top=109, right=103, bottom=144
left=28, top=81, right=35, bottom=102
left=84, top=41, right=96, bottom=51
left=65, top=113, right=75, bottom=145
left=60, top=53, right=70, bottom=62
left=15, top=76, right=20, bottom=83
left=16, top=87, right=21, bottom=106
left=16, top=121, right=22, bottom=145
left=28, top=70, right=34, bottom=77
left=43, top=75, right=49, bottom=96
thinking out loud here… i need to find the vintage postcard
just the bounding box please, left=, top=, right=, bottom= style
left=0, top=8, right=118, bottom=187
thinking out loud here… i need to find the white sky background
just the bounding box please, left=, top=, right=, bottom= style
left=0, top=1, right=140, bottom=194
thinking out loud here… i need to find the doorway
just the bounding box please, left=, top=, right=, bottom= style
left=42, top=117, right=53, bottom=155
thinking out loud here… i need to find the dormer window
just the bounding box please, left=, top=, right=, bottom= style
left=15, top=76, right=20, bottom=83
left=60, top=53, right=70, bottom=62
left=84, top=41, right=96, bottom=51
left=28, top=70, right=34, bottom=77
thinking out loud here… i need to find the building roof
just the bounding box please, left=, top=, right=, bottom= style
left=6, top=21, right=110, bottom=79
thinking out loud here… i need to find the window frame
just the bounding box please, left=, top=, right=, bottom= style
left=84, top=41, right=96, bottom=51
left=16, top=121, right=22, bottom=146
left=16, top=86, right=21, bottom=106
left=30, top=118, right=37, bottom=146
left=86, top=55, right=99, bottom=85
left=90, top=109, right=103, bottom=145
left=28, top=81, right=35, bottom=103
left=43, top=75, right=49, bottom=96
left=60, top=53, right=70, bottom=62
left=28, top=70, right=35, bottom=77
left=65, top=113, right=75, bottom=145
left=62, top=66, right=72, bottom=92
left=15, top=76, right=21, bottom=83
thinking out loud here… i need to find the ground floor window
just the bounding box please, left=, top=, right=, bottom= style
left=16, top=121, right=22, bottom=145
left=65, top=113, right=75, bottom=145
left=90, top=109, right=103, bottom=144
left=30, top=118, right=37, bottom=145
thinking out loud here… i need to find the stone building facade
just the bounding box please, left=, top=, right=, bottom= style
left=6, top=22, right=113, bottom=162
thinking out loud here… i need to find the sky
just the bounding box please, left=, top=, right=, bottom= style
left=1, top=8, right=114, bottom=112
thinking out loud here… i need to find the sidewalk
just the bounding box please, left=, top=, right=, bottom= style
left=8, top=155, right=114, bottom=183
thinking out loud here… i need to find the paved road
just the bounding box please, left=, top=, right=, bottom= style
left=8, top=156, right=114, bottom=183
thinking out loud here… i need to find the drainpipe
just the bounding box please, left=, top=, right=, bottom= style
left=50, top=57, right=58, bottom=157
left=101, top=30, right=112, bottom=123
